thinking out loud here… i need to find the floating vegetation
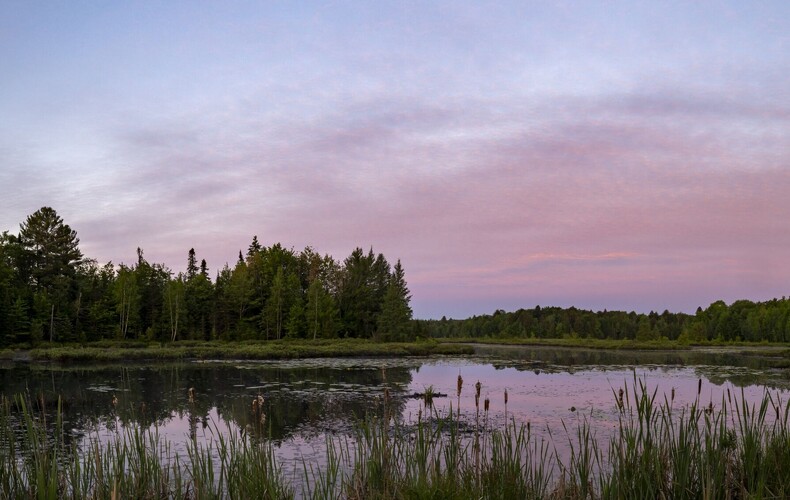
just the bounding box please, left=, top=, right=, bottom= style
left=2, top=376, right=790, bottom=498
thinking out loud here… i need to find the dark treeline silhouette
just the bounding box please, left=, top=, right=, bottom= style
left=0, top=207, right=413, bottom=345
left=2, top=207, right=788, bottom=346
left=418, top=297, right=790, bottom=343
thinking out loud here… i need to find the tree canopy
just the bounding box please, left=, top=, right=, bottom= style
left=0, top=207, right=415, bottom=345
left=0, top=207, right=787, bottom=346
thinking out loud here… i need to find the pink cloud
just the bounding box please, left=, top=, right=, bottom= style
left=7, top=86, right=784, bottom=318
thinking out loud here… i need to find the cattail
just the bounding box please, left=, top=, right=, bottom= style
left=671, top=387, right=675, bottom=403
left=504, top=389, right=508, bottom=406
left=475, top=381, right=482, bottom=409
left=252, top=394, right=264, bottom=414
left=698, top=378, right=702, bottom=396
left=457, top=374, right=464, bottom=398
left=727, top=388, right=732, bottom=406
left=384, top=387, right=390, bottom=405
left=188, top=387, right=195, bottom=404
left=484, top=397, right=490, bottom=412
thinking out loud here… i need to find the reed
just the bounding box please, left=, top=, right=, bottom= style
left=2, top=376, right=790, bottom=499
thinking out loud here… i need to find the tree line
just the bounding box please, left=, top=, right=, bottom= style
left=419, top=297, right=790, bottom=343
left=0, top=207, right=413, bottom=346
left=2, top=207, right=788, bottom=347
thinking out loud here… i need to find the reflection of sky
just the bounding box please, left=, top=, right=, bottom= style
left=407, top=360, right=789, bottom=428
left=68, top=356, right=790, bottom=487
left=2, top=2, right=789, bottom=318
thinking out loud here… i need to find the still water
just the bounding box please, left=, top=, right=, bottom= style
left=2, top=344, right=789, bottom=473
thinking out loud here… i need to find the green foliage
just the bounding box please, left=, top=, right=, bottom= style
left=376, top=259, right=413, bottom=341
left=4, top=206, right=788, bottom=346
left=22, top=338, right=474, bottom=362
left=4, top=379, right=790, bottom=498
left=421, top=299, right=790, bottom=343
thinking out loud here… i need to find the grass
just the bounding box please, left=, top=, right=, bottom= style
left=5, top=337, right=788, bottom=364
left=440, top=336, right=790, bottom=351
left=10, top=338, right=474, bottom=363
left=2, top=377, right=790, bottom=498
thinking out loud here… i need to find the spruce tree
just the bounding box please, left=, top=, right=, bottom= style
left=186, top=249, right=198, bottom=280
left=377, top=260, right=412, bottom=341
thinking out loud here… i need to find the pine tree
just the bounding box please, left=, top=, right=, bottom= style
left=377, top=260, right=413, bottom=341
left=18, top=207, right=82, bottom=291
left=17, top=207, right=82, bottom=341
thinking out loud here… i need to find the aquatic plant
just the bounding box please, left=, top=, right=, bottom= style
left=2, top=377, right=790, bottom=498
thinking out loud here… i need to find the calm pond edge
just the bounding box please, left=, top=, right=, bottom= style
left=3, top=377, right=790, bottom=499
left=0, top=338, right=474, bottom=363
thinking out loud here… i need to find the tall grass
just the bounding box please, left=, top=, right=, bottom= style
left=1, top=377, right=790, bottom=499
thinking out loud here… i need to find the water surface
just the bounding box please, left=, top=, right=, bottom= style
left=3, top=345, right=789, bottom=476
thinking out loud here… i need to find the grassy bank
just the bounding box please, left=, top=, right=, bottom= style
left=2, top=377, right=790, bottom=498
left=440, top=336, right=790, bottom=351
left=0, top=338, right=473, bottom=363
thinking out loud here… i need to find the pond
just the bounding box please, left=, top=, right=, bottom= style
left=2, top=344, right=789, bottom=486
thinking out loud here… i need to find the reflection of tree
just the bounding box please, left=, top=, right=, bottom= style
left=480, top=346, right=790, bottom=391
left=0, top=361, right=415, bottom=443
left=693, top=367, right=788, bottom=391
left=477, top=345, right=788, bottom=371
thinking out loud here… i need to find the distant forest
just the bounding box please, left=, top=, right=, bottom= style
left=419, top=299, right=790, bottom=343
left=0, top=207, right=413, bottom=345
left=1, top=207, right=788, bottom=346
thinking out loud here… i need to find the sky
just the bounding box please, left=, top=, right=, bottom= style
left=1, top=1, right=788, bottom=319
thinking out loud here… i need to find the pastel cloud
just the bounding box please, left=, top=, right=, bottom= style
left=0, top=2, right=787, bottom=318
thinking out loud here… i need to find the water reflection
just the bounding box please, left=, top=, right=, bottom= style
left=472, top=344, right=790, bottom=372
left=2, top=346, right=789, bottom=472
left=0, top=360, right=417, bottom=443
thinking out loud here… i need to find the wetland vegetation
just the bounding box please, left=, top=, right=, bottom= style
left=3, top=372, right=790, bottom=499
left=3, top=206, right=790, bottom=498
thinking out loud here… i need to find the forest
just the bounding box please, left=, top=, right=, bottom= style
left=1, top=207, right=788, bottom=347
left=0, top=207, right=413, bottom=346
left=419, top=298, right=790, bottom=343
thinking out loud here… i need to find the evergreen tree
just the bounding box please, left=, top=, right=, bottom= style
left=377, top=260, right=413, bottom=341
left=186, top=248, right=198, bottom=281
left=227, top=259, right=252, bottom=337
left=339, top=248, right=389, bottom=337
left=18, top=207, right=82, bottom=290
left=17, top=207, right=82, bottom=341
left=247, top=235, right=262, bottom=258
